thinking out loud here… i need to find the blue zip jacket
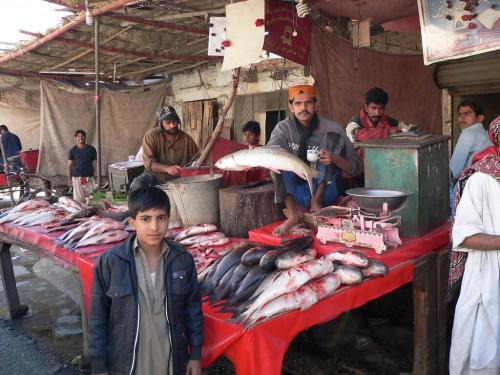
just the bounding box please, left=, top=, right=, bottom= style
left=89, top=235, right=203, bottom=375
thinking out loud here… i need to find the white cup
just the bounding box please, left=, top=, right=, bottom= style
left=128, top=155, right=135, bottom=162
left=307, top=149, right=319, bottom=162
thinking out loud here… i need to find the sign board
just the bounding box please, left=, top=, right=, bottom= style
left=221, top=0, right=266, bottom=71
left=418, top=0, right=500, bottom=65
left=352, top=19, right=371, bottom=48
left=263, top=0, right=312, bottom=65
left=208, top=17, right=226, bottom=56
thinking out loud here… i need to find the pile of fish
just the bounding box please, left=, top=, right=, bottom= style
left=0, top=198, right=86, bottom=227
left=56, top=216, right=128, bottom=251
left=199, top=240, right=389, bottom=328
left=172, top=224, right=231, bottom=274
left=0, top=198, right=130, bottom=252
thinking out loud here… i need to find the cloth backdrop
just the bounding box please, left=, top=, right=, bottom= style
left=0, top=105, right=40, bottom=150
left=38, top=80, right=166, bottom=177
left=311, top=27, right=442, bottom=134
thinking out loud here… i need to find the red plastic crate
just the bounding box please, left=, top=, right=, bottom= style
left=20, top=149, right=39, bottom=171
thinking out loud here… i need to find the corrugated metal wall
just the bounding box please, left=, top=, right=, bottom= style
left=436, top=51, right=500, bottom=95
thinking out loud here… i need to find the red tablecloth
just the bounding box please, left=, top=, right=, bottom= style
left=0, top=221, right=450, bottom=375
left=202, top=223, right=450, bottom=374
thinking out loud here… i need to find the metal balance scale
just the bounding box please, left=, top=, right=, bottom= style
left=315, top=188, right=412, bottom=254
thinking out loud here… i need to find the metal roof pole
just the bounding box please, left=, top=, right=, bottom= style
left=0, top=0, right=133, bottom=64
left=95, top=17, right=101, bottom=189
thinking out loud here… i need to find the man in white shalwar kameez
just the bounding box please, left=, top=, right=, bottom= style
left=449, top=171, right=500, bottom=375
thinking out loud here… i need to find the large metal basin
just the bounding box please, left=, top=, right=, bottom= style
left=346, top=187, right=412, bottom=215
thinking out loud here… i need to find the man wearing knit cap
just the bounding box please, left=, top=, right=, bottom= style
left=131, top=105, right=198, bottom=191
left=267, top=84, right=361, bottom=236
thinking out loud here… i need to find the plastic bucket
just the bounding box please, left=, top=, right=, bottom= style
left=157, top=184, right=183, bottom=229
left=168, top=174, right=223, bottom=226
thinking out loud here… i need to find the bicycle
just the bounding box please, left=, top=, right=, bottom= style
left=0, top=156, right=69, bottom=207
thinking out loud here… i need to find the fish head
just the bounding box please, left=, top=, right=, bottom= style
left=215, top=154, right=246, bottom=171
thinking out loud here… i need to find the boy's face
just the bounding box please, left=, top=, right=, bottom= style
left=128, top=208, right=169, bottom=249
left=243, top=131, right=259, bottom=146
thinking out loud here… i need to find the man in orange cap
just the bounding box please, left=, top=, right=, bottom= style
left=267, top=84, right=361, bottom=236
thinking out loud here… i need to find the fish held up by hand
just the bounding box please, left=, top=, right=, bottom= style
left=215, top=147, right=319, bottom=195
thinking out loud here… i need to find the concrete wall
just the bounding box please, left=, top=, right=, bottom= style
left=169, top=60, right=314, bottom=134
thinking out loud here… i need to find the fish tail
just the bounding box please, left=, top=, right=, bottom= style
left=244, top=319, right=258, bottom=330
left=233, top=310, right=251, bottom=325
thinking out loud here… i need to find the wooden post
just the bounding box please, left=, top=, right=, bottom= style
left=74, top=272, right=91, bottom=369
left=413, top=252, right=438, bottom=375
left=436, top=248, right=450, bottom=375
left=193, top=68, right=241, bottom=167
left=0, top=242, right=29, bottom=318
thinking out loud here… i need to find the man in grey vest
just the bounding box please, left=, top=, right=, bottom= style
left=267, top=85, right=361, bottom=236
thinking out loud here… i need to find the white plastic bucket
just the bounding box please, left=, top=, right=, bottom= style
left=168, top=174, right=223, bottom=226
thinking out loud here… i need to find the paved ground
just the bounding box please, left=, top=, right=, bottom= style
left=1, top=245, right=416, bottom=375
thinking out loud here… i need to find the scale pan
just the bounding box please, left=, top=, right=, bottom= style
left=346, top=188, right=412, bottom=215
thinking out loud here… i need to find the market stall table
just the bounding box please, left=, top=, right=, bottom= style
left=0, top=221, right=450, bottom=375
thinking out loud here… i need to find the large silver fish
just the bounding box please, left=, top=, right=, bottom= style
left=215, top=147, right=319, bottom=195
left=275, top=248, right=317, bottom=270
left=0, top=199, right=49, bottom=220
left=361, top=260, right=389, bottom=278
left=237, top=258, right=334, bottom=323
left=174, top=224, right=217, bottom=241
left=12, top=208, right=52, bottom=226
left=243, top=274, right=341, bottom=328
left=333, top=265, right=364, bottom=285
left=179, top=232, right=226, bottom=246
left=75, top=219, right=125, bottom=245
left=72, top=229, right=130, bottom=250
left=323, top=249, right=371, bottom=269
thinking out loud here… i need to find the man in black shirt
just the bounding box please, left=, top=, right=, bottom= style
left=67, top=129, right=97, bottom=203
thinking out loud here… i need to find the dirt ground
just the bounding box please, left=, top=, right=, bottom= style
left=1, top=245, right=421, bottom=375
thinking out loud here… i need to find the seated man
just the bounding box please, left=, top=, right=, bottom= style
left=267, top=85, right=361, bottom=236
left=242, top=121, right=261, bottom=149
left=346, top=87, right=400, bottom=148
left=131, top=105, right=199, bottom=191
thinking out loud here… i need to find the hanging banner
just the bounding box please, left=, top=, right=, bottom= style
left=418, top=0, right=500, bottom=65
left=263, top=0, right=312, bottom=65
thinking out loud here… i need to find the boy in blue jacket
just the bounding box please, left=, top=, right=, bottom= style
left=89, top=187, right=203, bottom=375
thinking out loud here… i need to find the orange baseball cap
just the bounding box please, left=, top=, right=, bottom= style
left=288, top=85, right=317, bottom=101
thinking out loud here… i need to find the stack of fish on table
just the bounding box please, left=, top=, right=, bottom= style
left=0, top=197, right=130, bottom=252
left=198, top=238, right=389, bottom=328
left=168, top=224, right=232, bottom=274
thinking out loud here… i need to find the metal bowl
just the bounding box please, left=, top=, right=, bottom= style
left=345, top=187, right=412, bottom=215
